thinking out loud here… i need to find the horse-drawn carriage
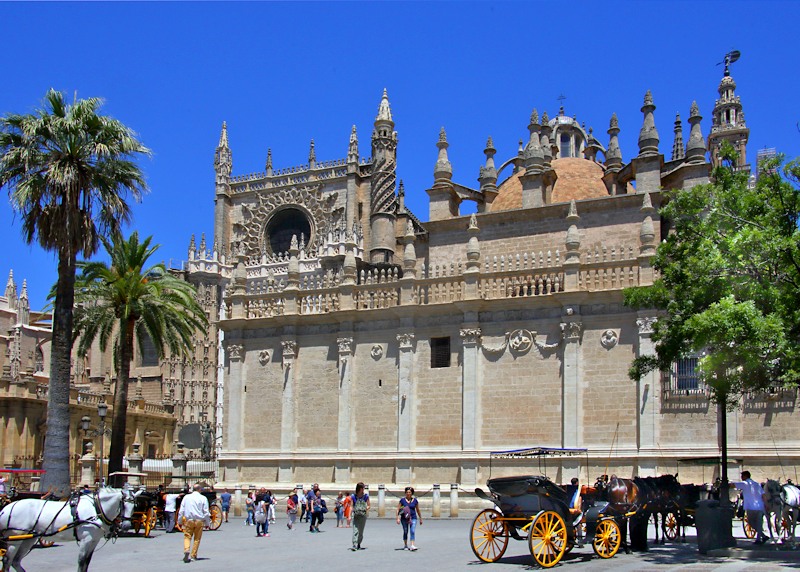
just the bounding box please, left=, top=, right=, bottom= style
left=470, top=448, right=628, bottom=568
left=0, top=469, right=56, bottom=550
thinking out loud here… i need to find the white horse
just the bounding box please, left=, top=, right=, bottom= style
left=0, top=486, right=139, bottom=572
left=765, top=480, right=800, bottom=543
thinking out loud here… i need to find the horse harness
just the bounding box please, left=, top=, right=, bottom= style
left=1, top=489, right=132, bottom=544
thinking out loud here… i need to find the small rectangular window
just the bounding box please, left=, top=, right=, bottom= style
left=561, top=133, right=571, bottom=158
left=676, top=356, right=699, bottom=391
left=430, top=337, right=451, bottom=368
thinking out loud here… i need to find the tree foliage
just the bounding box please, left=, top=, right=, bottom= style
left=624, top=144, right=800, bottom=406
left=0, top=90, right=149, bottom=494
left=72, top=231, right=208, bottom=482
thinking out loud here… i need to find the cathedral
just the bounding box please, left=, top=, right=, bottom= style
left=181, top=61, right=797, bottom=489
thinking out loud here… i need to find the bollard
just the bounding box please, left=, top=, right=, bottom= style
left=127, top=443, right=143, bottom=486
left=432, top=484, right=441, bottom=518
left=234, top=485, right=243, bottom=517
left=450, top=484, right=459, bottom=518
left=79, top=443, right=96, bottom=488
left=378, top=485, right=386, bottom=517
left=171, top=442, right=187, bottom=489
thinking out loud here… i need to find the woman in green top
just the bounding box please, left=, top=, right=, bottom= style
left=350, top=482, right=370, bottom=551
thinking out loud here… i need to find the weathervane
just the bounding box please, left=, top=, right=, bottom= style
left=717, top=50, right=740, bottom=77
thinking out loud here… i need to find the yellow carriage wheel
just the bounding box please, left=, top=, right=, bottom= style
left=742, top=519, right=756, bottom=539
left=209, top=505, right=223, bottom=530
left=144, top=507, right=157, bottom=537
left=663, top=511, right=679, bottom=541
left=132, top=512, right=143, bottom=535
left=469, top=508, right=509, bottom=563
left=592, top=518, right=621, bottom=559
left=528, top=510, right=568, bottom=568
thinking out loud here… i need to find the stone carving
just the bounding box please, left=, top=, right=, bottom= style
left=237, top=184, right=339, bottom=257
left=337, top=337, right=354, bottom=354
left=636, top=317, right=657, bottom=334
left=561, top=321, right=582, bottom=341
left=600, top=329, right=618, bottom=349
left=370, top=344, right=383, bottom=359
left=481, top=333, right=509, bottom=354
left=396, top=332, right=415, bottom=350
left=258, top=349, right=271, bottom=365
left=227, top=343, right=244, bottom=361
left=509, top=329, right=533, bottom=354
left=460, top=328, right=482, bottom=345
left=281, top=340, right=297, bottom=371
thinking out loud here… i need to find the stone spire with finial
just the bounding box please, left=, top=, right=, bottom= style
left=370, top=88, right=398, bottom=262
left=265, top=148, right=273, bottom=176
left=671, top=113, right=685, bottom=162
left=478, top=136, right=498, bottom=193
left=606, top=113, right=623, bottom=172
left=308, top=139, right=316, bottom=169
left=540, top=111, right=553, bottom=169
left=434, top=127, right=453, bottom=183
left=5, top=270, right=17, bottom=309
left=523, top=109, right=544, bottom=173
left=638, top=90, right=660, bottom=157
left=685, top=101, right=706, bottom=165
left=214, top=121, right=232, bottom=178
left=347, top=125, right=358, bottom=164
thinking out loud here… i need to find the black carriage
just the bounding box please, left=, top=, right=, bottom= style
left=470, top=448, right=623, bottom=568
left=108, top=472, right=160, bottom=537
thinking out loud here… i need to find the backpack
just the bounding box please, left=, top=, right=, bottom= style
left=255, top=501, right=267, bottom=524
left=400, top=504, right=412, bottom=521
left=353, top=495, right=368, bottom=517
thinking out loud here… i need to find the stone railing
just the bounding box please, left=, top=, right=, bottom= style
left=299, top=290, right=341, bottom=314
left=245, top=295, right=285, bottom=319
left=414, top=276, right=465, bottom=305
left=353, top=282, right=400, bottom=310
left=479, top=271, right=564, bottom=299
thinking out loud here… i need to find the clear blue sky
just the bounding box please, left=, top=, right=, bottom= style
left=2, top=1, right=798, bottom=312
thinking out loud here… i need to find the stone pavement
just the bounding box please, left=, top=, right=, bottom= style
left=9, top=516, right=800, bottom=572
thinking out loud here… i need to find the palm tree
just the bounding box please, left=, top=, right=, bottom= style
left=0, top=90, right=149, bottom=494
left=73, top=231, right=208, bottom=485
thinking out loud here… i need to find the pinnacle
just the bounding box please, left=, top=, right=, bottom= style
left=218, top=121, right=229, bottom=148
left=438, top=127, right=447, bottom=143
left=376, top=88, right=393, bottom=123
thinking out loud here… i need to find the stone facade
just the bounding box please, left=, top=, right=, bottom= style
left=184, top=66, right=800, bottom=489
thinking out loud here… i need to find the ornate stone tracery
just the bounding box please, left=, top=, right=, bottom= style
left=396, top=332, right=415, bottom=350
left=227, top=343, right=244, bottom=362
left=636, top=317, right=657, bottom=334
left=236, top=184, right=343, bottom=257
left=460, top=328, right=482, bottom=345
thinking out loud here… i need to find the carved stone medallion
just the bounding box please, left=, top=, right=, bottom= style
left=600, top=329, right=618, bottom=349
left=370, top=344, right=383, bottom=359
left=509, top=329, right=533, bottom=354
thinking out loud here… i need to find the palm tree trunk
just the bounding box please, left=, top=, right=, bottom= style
left=40, top=249, right=77, bottom=496
left=108, top=319, right=134, bottom=487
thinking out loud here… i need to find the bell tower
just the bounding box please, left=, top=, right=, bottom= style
left=369, top=89, right=398, bottom=264
left=707, top=51, right=749, bottom=171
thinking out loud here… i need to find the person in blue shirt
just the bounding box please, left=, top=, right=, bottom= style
left=396, top=486, right=423, bottom=550
left=733, top=471, right=768, bottom=544
left=219, top=489, right=232, bottom=523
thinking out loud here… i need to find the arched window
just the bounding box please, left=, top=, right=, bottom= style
left=34, top=347, right=44, bottom=372
left=140, top=334, right=159, bottom=367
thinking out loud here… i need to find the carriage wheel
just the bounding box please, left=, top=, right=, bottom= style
left=592, top=518, right=621, bottom=559
left=470, top=508, right=509, bottom=563
left=663, top=511, right=679, bottom=541
left=528, top=510, right=568, bottom=568
left=144, top=507, right=157, bottom=537
left=208, top=505, right=223, bottom=530
left=132, top=512, right=143, bottom=535
left=742, top=519, right=756, bottom=539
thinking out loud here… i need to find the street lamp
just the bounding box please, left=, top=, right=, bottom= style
left=97, top=401, right=107, bottom=485
left=81, top=401, right=109, bottom=485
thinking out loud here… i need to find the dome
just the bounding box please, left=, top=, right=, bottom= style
left=489, top=158, right=618, bottom=212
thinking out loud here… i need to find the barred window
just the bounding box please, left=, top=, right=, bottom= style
left=430, top=337, right=451, bottom=369
left=663, top=353, right=706, bottom=398
left=140, top=334, right=159, bottom=367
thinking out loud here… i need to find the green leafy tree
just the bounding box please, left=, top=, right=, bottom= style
left=72, top=231, right=208, bottom=485
left=0, top=90, right=149, bottom=494
left=625, top=144, right=800, bottom=497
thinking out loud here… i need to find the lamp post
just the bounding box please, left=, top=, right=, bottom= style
left=81, top=401, right=109, bottom=485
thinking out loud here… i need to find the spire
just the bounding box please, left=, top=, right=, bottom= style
left=478, top=136, right=498, bottom=193
left=5, top=270, right=17, bottom=305
left=308, top=139, right=316, bottom=169
left=265, top=148, right=273, bottom=176
left=708, top=64, right=748, bottom=169
left=540, top=111, right=553, bottom=169
left=685, top=101, right=706, bottom=164
left=605, top=113, right=623, bottom=172
left=523, top=108, right=544, bottom=173
left=375, top=88, right=394, bottom=126
left=671, top=113, right=685, bottom=162
left=18, top=279, right=29, bottom=325
left=214, top=121, right=232, bottom=177
left=188, top=234, right=196, bottom=260
left=347, top=125, right=358, bottom=164
left=638, top=90, right=660, bottom=157
left=434, top=127, right=453, bottom=183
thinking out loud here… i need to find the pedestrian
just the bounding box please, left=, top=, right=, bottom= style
left=267, top=489, right=276, bottom=524
left=219, top=488, right=232, bottom=523
left=396, top=486, right=422, bottom=551
left=245, top=491, right=255, bottom=526
left=310, top=488, right=327, bottom=532
left=335, top=492, right=345, bottom=527
left=164, top=490, right=180, bottom=533
left=286, top=490, right=299, bottom=530
left=177, top=483, right=211, bottom=563
left=733, top=471, right=768, bottom=544
left=305, top=484, right=319, bottom=524
left=565, top=478, right=583, bottom=545
left=254, top=495, right=269, bottom=537
left=350, top=482, right=370, bottom=551
left=298, top=486, right=307, bottom=522
left=343, top=490, right=353, bottom=527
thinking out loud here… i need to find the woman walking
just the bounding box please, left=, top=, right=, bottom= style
left=350, top=482, right=370, bottom=551
left=309, top=489, right=326, bottom=532
left=286, top=490, right=299, bottom=530
left=343, top=491, right=353, bottom=528
left=396, top=486, right=422, bottom=550
left=335, top=492, right=345, bottom=527
left=255, top=495, right=269, bottom=537
left=245, top=491, right=255, bottom=526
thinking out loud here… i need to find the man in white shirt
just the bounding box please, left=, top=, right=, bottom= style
left=164, top=491, right=180, bottom=533
left=177, top=484, right=211, bottom=562
left=732, top=471, right=768, bottom=544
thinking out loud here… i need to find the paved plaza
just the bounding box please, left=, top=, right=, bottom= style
left=8, top=515, right=800, bottom=572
